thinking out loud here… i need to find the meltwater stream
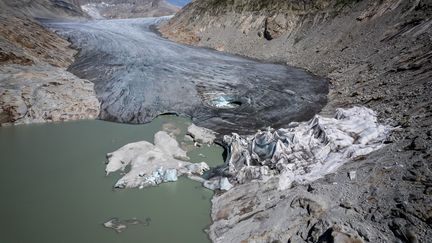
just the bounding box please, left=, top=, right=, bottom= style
left=0, top=116, right=223, bottom=243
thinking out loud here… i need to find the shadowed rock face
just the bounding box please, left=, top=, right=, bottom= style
left=47, top=17, right=328, bottom=135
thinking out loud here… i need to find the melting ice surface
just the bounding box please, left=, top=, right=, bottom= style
left=220, top=107, right=392, bottom=190
left=46, top=17, right=327, bottom=135
left=209, top=96, right=242, bottom=109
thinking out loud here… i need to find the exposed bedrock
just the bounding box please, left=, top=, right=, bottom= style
left=0, top=3, right=100, bottom=125
left=0, top=65, right=99, bottom=125
left=47, top=18, right=328, bottom=136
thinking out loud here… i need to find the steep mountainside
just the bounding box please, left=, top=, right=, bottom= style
left=0, top=0, right=84, bottom=19
left=0, top=1, right=99, bottom=125
left=160, top=1, right=432, bottom=242
left=79, top=0, right=179, bottom=19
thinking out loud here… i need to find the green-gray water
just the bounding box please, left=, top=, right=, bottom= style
left=0, top=116, right=223, bottom=243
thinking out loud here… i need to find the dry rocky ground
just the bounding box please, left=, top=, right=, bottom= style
left=160, top=0, right=432, bottom=242
left=0, top=0, right=99, bottom=125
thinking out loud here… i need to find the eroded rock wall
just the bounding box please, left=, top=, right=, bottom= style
left=0, top=2, right=100, bottom=125
left=1, top=0, right=85, bottom=20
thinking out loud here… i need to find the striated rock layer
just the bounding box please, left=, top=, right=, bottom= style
left=160, top=0, right=432, bottom=242
left=0, top=1, right=100, bottom=125
left=0, top=65, right=99, bottom=125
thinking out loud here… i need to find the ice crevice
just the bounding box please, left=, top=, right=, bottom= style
left=217, top=106, right=392, bottom=190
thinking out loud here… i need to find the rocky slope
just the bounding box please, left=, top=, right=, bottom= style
left=79, top=0, right=179, bottom=19
left=160, top=0, right=432, bottom=242
left=0, top=0, right=84, bottom=20
left=0, top=1, right=100, bottom=125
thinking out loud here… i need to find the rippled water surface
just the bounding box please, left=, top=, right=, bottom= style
left=0, top=116, right=223, bottom=243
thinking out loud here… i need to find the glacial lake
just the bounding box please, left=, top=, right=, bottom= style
left=0, top=116, right=223, bottom=243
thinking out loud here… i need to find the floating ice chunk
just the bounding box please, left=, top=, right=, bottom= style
left=184, top=162, right=210, bottom=175
left=105, top=141, right=154, bottom=175
left=163, top=169, right=178, bottom=182
left=105, top=131, right=210, bottom=189
left=103, top=218, right=127, bottom=233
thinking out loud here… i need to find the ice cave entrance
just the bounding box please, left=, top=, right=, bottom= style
left=209, top=95, right=242, bottom=109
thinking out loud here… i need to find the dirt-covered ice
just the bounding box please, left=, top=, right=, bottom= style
left=46, top=17, right=327, bottom=135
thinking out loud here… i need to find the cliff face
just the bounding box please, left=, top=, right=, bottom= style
left=0, top=1, right=100, bottom=125
left=160, top=1, right=432, bottom=242
left=79, top=0, right=179, bottom=19
left=0, top=0, right=85, bottom=19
